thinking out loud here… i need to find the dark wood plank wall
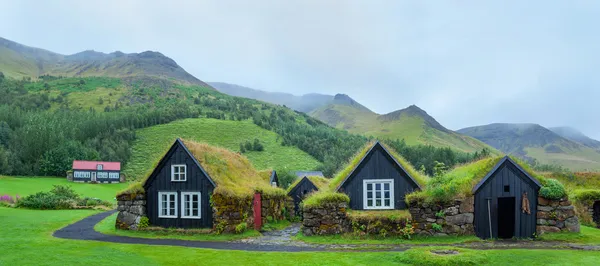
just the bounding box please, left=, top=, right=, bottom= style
left=474, top=161, right=538, bottom=239
left=73, top=170, right=120, bottom=182
left=339, top=146, right=419, bottom=210
left=146, top=144, right=214, bottom=228
left=288, top=178, right=318, bottom=213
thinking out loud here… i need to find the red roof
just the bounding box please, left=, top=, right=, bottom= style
left=72, top=160, right=121, bottom=171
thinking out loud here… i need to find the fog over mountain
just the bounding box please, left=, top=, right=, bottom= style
left=1, top=0, right=599, bottom=139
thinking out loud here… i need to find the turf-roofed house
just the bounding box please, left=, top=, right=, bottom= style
left=287, top=171, right=328, bottom=214
left=405, top=156, right=580, bottom=239
left=116, top=139, right=288, bottom=232
left=67, top=160, right=122, bottom=183
left=332, top=141, right=423, bottom=210
left=301, top=141, right=427, bottom=236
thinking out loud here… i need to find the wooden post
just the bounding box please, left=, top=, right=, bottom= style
left=253, top=193, right=262, bottom=230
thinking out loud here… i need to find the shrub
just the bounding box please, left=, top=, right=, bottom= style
left=431, top=223, right=443, bottom=232
left=17, top=191, right=74, bottom=210
left=302, top=191, right=350, bottom=209
left=572, top=189, right=600, bottom=205
left=235, top=222, right=248, bottom=234
left=538, top=178, right=567, bottom=200
left=138, top=216, right=150, bottom=229
left=435, top=210, right=445, bottom=218
left=51, top=185, right=79, bottom=200
left=398, top=220, right=415, bottom=240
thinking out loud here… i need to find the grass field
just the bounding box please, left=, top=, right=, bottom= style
left=0, top=176, right=127, bottom=201
left=2, top=207, right=600, bottom=265
left=124, top=118, right=322, bottom=181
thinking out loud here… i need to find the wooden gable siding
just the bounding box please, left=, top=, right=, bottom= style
left=339, top=145, right=419, bottom=210
left=474, top=161, right=538, bottom=239
left=145, top=143, right=214, bottom=228
left=288, top=177, right=318, bottom=213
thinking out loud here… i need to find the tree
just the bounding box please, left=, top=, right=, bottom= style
left=252, top=138, right=264, bottom=151
left=433, top=161, right=447, bottom=178
left=239, top=143, right=246, bottom=153
left=98, top=97, right=104, bottom=105
left=0, top=71, right=4, bottom=82
left=39, top=141, right=100, bottom=176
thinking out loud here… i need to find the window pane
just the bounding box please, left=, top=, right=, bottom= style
left=193, top=209, right=198, bottom=216
left=375, top=192, right=381, bottom=199
left=367, top=192, right=372, bottom=199
left=367, top=200, right=373, bottom=206
left=367, top=184, right=372, bottom=190
left=375, top=183, right=381, bottom=190
left=384, top=191, right=390, bottom=198
left=384, top=199, right=390, bottom=206
left=384, top=183, right=390, bottom=190
left=376, top=200, right=381, bottom=206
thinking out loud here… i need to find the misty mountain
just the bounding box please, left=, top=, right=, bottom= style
left=458, top=123, right=600, bottom=171
left=208, top=82, right=332, bottom=113
left=549, top=126, right=600, bottom=150
left=0, top=37, right=211, bottom=87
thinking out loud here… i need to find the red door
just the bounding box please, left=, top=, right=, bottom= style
left=253, top=193, right=262, bottom=230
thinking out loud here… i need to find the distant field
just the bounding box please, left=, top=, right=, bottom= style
left=0, top=176, right=127, bottom=201
left=124, top=118, right=322, bottom=181
left=525, top=147, right=600, bottom=171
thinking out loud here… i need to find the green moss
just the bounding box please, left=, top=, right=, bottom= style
left=406, top=156, right=567, bottom=204
left=346, top=210, right=411, bottom=222
left=302, top=191, right=350, bottom=208
left=329, top=141, right=428, bottom=191
left=572, top=189, right=600, bottom=205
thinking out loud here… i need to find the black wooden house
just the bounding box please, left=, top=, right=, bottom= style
left=269, top=170, right=279, bottom=187
left=472, top=156, right=541, bottom=239
left=143, top=139, right=216, bottom=229
left=287, top=172, right=327, bottom=214
left=334, top=141, right=421, bottom=210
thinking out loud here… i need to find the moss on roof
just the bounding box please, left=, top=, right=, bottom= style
left=329, top=141, right=428, bottom=191
left=118, top=139, right=284, bottom=198
left=347, top=210, right=412, bottom=223
left=302, top=191, right=350, bottom=209
left=406, top=155, right=567, bottom=204
left=286, top=175, right=330, bottom=194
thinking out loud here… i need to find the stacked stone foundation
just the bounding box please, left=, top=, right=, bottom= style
left=536, top=196, right=580, bottom=234
left=409, top=197, right=475, bottom=236
left=116, top=193, right=147, bottom=230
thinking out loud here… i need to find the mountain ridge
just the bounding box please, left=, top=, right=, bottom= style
left=0, top=37, right=211, bottom=87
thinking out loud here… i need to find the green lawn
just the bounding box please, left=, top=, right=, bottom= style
left=124, top=118, right=322, bottom=181
left=95, top=212, right=261, bottom=241
left=2, top=207, right=600, bottom=265
left=538, top=225, right=600, bottom=244
left=295, top=231, right=481, bottom=245
left=0, top=176, right=127, bottom=202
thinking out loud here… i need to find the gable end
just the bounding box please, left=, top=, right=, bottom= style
left=472, top=156, right=541, bottom=194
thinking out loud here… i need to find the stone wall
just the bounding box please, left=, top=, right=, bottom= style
left=536, top=196, right=580, bottom=234
left=260, top=194, right=288, bottom=225
left=285, top=198, right=296, bottom=220
left=116, top=193, right=147, bottom=230
left=212, top=193, right=253, bottom=233
left=302, top=202, right=349, bottom=236
left=408, top=197, right=475, bottom=236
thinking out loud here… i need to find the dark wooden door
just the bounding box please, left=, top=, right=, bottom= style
left=497, top=197, right=515, bottom=239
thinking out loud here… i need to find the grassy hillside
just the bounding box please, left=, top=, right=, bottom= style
left=310, top=101, right=494, bottom=154
left=459, top=123, right=600, bottom=171
left=0, top=176, right=126, bottom=201
left=0, top=37, right=211, bottom=87
left=123, top=118, right=322, bottom=181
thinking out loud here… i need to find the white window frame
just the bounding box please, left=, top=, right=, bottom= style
left=363, top=179, right=395, bottom=210
left=158, top=192, right=178, bottom=218
left=181, top=192, right=201, bottom=219
left=171, top=164, right=187, bottom=182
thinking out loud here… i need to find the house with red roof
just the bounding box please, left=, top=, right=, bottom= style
left=68, top=160, right=122, bottom=183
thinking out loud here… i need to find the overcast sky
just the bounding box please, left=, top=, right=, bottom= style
left=1, top=1, right=599, bottom=139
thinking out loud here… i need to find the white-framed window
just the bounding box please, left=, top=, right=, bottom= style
left=181, top=192, right=201, bottom=219
left=171, top=164, right=187, bottom=181
left=97, top=172, right=108, bottom=179
left=109, top=172, right=120, bottom=179
left=363, top=179, right=394, bottom=210
left=158, top=192, right=178, bottom=218
left=97, top=164, right=103, bottom=171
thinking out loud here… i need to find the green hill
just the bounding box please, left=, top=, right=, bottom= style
left=123, top=118, right=321, bottom=181
left=309, top=94, right=494, bottom=153
left=458, top=123, right=600, bottom=171
left=0, top=37, right=211, bottom=87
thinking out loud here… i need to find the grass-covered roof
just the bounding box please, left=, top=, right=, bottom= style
left=119, top=139, right=284, bottom=198
left=406, top=155, right=567, bottom=204
left=287, top=175, right=330, bottom=194
left=329, top=141, right=428, bottom=191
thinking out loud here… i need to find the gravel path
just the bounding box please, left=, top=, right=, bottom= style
left=53, top=210, right=600, bottom=252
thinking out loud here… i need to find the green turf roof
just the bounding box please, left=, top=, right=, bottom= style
left=286, top=175, right=330, bottom=194
left=119, top=139, right=284, bottom=198
left=328, top=141, right=428, bottom=191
